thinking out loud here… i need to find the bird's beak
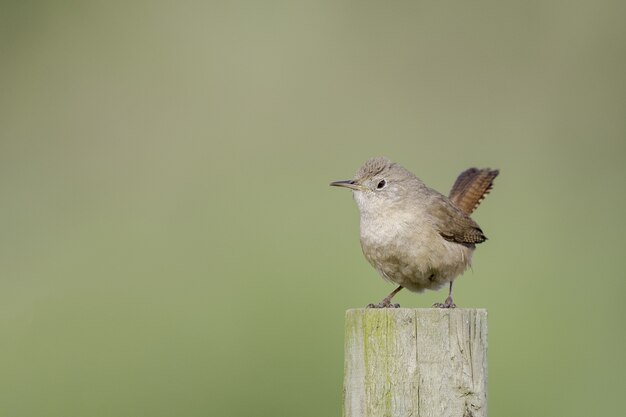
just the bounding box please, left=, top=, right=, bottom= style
left=330, top=180, right=362, bottom=190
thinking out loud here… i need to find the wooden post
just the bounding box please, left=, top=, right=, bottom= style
left=344, top=308, right=487, bottom=417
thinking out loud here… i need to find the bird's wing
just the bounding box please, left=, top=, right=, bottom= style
left=448, top=168, right=499, bottom=215
left=429, top=194, right=487, bottom=245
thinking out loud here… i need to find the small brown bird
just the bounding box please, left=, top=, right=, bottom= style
left=331, top=157, right=498, bottom=308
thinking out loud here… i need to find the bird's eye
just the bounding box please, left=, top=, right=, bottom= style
left=376, top=179, right=386, bottom=189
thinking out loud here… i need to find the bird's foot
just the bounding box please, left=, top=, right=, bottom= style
left=366, top=300, right=400, bottom=308
left=433, top=296, right=456, bottom=309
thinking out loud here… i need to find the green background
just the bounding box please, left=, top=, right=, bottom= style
left=2, top=1, right=625, bottom=416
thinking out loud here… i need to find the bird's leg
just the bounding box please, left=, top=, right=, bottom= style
left=367, top=286, right=403, bottom=308
left=433, top=282, right=456, bottom=308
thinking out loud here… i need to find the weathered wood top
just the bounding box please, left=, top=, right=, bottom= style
left=344, top=308, right=488, bottom=417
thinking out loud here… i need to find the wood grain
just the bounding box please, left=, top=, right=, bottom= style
left=344, top=308, right=488, bottom=417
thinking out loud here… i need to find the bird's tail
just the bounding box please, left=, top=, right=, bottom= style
left=448, top=168, right=499, bottom=215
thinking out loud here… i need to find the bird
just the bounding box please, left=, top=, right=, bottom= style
left=330, top=157, right=498, bottom=308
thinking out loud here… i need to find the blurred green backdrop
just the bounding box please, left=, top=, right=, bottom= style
left=1, top=1, right=625, bottom=416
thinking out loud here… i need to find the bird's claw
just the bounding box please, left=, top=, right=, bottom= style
left=433, top=297, right=456, bottom=309
left=366, top=301, right=400, bottom=308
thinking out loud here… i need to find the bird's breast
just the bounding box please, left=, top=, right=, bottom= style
left=358, top=209, right=473, bottom=292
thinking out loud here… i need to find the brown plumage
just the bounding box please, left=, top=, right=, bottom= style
left=330, top=157, right=499, bottom=308
left=430, top=194, right=487, bottom=245
left=449, top=168, right=499, bottom=215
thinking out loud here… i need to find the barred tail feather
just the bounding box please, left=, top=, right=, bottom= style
left=449, top=168, right=499, bottom=215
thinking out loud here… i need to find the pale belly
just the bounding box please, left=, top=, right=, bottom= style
left=360, top=228, right=474, bottom=293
